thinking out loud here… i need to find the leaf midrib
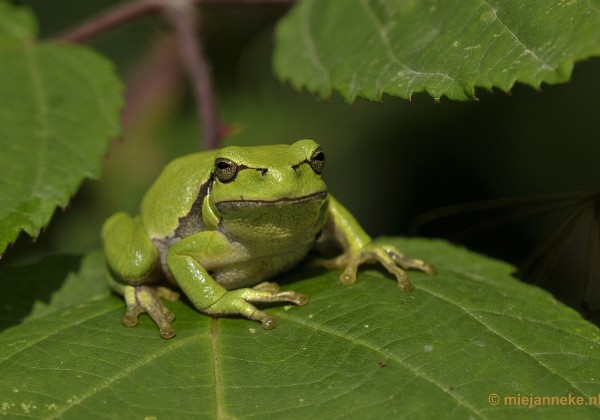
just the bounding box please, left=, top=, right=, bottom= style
left=24, top=40, right=49, bottom=212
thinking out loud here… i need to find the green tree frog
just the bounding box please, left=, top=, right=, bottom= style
left=102, top=140, right=435, bottom=338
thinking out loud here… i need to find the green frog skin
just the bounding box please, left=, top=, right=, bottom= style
left=102, top=139, right=435, bottom=338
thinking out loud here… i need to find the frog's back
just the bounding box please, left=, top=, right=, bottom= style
left=140, top=151, right=216, bottom=238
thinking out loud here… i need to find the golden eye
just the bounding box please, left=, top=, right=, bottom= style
left=215, top=158, right=238, bottom=183
left=310, top=148, right=325, bottom=174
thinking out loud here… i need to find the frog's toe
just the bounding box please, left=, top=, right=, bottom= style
left=251, top=285, right=308, bottom=306
left=158, top=324, right=176, bottom=339
left=123, top=305, right=143, bottom=327
left=310, top=255, right=347, bottom=270
left=241, top=288, right=309, bottom=307
left=387, top=249, right=436, bottom=275
left=339, top=258, right=361, bottom=285
left=218, top=294, right=279, bottom=329
left=245, top=290, right=309, bottom=327
left=280, top=290, right=309, bottom=306
left=205, top=287, right=309, bottom=329
left=244, top=307, right=277, bottom=329
left=377, top=250, right=414, bottom=292
left=122, top=285, right=177, bottom=339
left=260, top=314, right=277, bottom=330
left=252, top=281, right=281, bottom=293
left=246, top=307, right=277, bottom=329
left=155, top=286, right=181, bottom=302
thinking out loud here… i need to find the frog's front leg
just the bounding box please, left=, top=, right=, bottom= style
left=167, top=231, right=308, bottom=330
left=318, top=196, right=436, bottom=291
left=102, top=212, right=180, bottom=338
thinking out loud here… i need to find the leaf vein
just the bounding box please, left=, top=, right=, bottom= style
left=302, top=0, right=331, bottom=92
left=275, top=310, right=483, bottom=417
left=358, top=0, right=460, bottom=96
left=479, top=0, right=554, bottom=72
left=48, top=334, right=197, bottom=418
left=0, top=302, right=121, bottom=365
left=416, top=283, right=600, bottom=404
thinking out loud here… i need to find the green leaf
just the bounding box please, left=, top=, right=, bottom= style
left=274, top=0, right=600, bottom=101
left=0, top=2, right=123, bottom=255
left=0, top=1, right=36, bottom=44
left=1, top=239, right=598, bottom=418
left=0, top=252, right=109, bottom=331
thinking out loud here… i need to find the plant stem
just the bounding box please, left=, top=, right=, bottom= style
left=55, top=0, right=294, bottom=43
left=54, top=0, right=162, bottom=43
left=121, top=37, right=183, bottom=127
left=54, top=0, right=294, bottom=149
left=200, top=0, right=295, bottom=3
left=162, top=2, right=222, bottom=149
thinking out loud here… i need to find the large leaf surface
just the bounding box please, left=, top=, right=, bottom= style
left=1, top=239, right=598, bottom=419
left=274, top=0, right=600, bottom=101
left=0, top=2, right=123, bottom=255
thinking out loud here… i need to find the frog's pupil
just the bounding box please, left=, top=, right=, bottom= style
left=309, top=150, right=325, bottom=174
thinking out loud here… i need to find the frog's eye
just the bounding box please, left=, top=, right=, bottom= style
left=215, top=158, right=238, bottom=183
left=309, top=148, right=325, bottom=174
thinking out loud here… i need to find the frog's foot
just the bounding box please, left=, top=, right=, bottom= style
left=314, top=244, right=435, bottom=292
left=204, top=287, right=309, bottom=330
left=252, top=281, right=281, bottom=293
left=122, top=285, right=180, bottom=339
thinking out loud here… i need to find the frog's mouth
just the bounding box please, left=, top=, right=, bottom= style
left=215, top=191, right=327, bottom=211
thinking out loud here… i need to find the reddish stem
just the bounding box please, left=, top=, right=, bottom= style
left=53, top=0, right=294, bottom=149
left=54, top=1, right=162, bottom=43
left=162, top=2, right=222, bottom=149
left=55, top=0, right=294, bottom=43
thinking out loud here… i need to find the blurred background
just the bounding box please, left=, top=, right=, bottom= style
left=9, top=0, right=600, bottom=320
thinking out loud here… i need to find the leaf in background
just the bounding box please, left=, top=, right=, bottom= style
left=1, top=239, right=598, bottom=418
left=274, top=0, right=600, bottom=102
left=0, top=1, right=123, bottom=255
left=0, top=251, right=109, bottom=331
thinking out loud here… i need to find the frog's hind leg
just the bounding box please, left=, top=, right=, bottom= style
left=103, top=212, right=180, bottom=338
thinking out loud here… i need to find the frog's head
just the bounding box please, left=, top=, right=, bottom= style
left=203, top=139, right=328, bottom=238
